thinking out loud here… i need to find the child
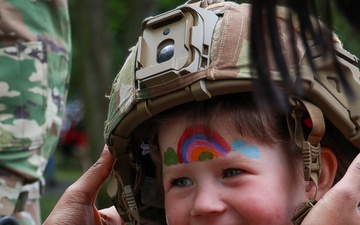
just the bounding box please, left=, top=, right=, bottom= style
left=44, top=1, right=360, bottom=225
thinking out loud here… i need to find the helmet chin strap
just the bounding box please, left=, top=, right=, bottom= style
left=287, top=96, right=325, bottom=225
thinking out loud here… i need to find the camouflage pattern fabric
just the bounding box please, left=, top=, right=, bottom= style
left=0, top=0, right=71, bottom=224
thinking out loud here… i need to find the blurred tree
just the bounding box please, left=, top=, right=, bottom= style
left=71, top=0, right=112, bottom=163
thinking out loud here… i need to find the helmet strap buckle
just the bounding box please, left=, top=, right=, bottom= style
left=287, top=97, right=325, bottom=224
left=291, top=199, right=317, bottom=225
left=122, top=185, right=141, bottom=224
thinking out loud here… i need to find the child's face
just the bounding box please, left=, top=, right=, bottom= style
left=159, top=114, right=308, bottom=225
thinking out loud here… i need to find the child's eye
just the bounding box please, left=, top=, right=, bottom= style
left=171, top=177, right=193, bottom=187
left=223, top=168, right=243, bottom=178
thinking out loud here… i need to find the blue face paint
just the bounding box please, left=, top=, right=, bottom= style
left=232, top=140, right=260, bottom=159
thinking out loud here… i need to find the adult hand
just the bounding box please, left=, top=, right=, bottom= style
left=302, top=153, right=360, bottom=225
left=43, top=145, right=124, bottom=225
left=185, top=0, right=224, bottom=8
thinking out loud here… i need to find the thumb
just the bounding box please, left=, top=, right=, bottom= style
left=44, top=145, right=115, bottom=225
left=302, top=153, right=360, bottom=225
left=69, top=144, right=114, bottom=205
left=341, top=153, right=360, bottom=189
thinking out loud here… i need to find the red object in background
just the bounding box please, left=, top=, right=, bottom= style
left=60, top=123, right=88, bottom=157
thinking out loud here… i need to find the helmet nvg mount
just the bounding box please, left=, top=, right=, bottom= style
left=104, top=1, right=360, bottom=224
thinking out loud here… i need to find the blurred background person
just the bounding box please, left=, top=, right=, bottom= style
left=58, top=100, right=91, bottom=172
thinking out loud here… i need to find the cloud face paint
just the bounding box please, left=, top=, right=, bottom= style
left=163, top=125, right=261, bottom=166
left=232, top=140, right=260, bottom=159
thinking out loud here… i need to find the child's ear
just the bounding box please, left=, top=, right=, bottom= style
left=316, top=147, right=338, bottom=199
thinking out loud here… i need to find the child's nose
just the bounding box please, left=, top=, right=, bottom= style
left=190, top=183, right=226, bottom=217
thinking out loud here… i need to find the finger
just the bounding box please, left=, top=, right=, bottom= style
left=68, top=145, right=115, bottom=205
left=333, top=153, right=360, bottom=209
left=98, top=206, right=124, bottom=225
left=302, top=154, right=360, bottom=225
left=317, top=153, right=360, bottom=213
left=207, top=0, right=224, bottom=4
left=341, top=153, right=360, bottom=190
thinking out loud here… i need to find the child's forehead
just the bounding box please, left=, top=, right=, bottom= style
left=160, top=111, right=236, bottom=133
left=159, top=119, right=237, bottom=149
left=161, top=122, right=262, bottom=166
left=157, top=97, right=282, bottom=148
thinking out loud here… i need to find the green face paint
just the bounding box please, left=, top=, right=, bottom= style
left=163, top=147, right=179, bottom=166
left=198, top=151, right=215, bottom=161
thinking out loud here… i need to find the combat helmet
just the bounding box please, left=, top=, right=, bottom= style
left=104, top=0, right=360, bottom=224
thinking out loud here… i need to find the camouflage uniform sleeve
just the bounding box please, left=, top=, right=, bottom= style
left=0, top=0, right=71, bottom=182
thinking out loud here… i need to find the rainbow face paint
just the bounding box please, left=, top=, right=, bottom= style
left=163, top=124, right=261, bottom=166
left=164, top=125, right=230, bottom=165
left=178, top=125, right=231, bottom=164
